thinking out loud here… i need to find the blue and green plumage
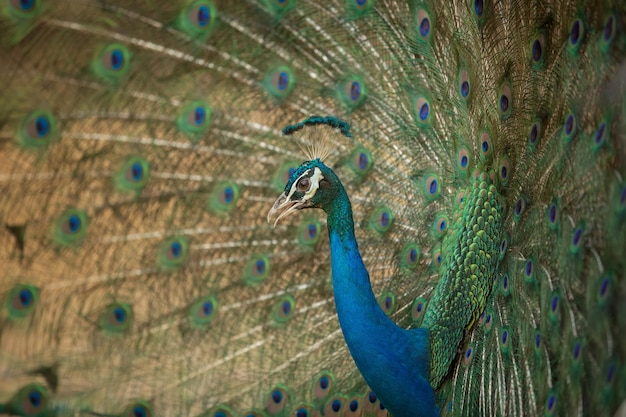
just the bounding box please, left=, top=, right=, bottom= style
left=0, top=1, right=625, bottom=417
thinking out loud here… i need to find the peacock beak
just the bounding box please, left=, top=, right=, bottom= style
left=267, top=193, right=307, bottom=227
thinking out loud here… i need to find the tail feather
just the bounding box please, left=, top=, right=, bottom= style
left=1, top=0, right=625, bottom=416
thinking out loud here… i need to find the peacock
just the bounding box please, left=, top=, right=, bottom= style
left=0, top=0, right=625, bottom=416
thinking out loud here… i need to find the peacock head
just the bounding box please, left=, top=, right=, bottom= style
left=268, top=158, right=342, bottom=226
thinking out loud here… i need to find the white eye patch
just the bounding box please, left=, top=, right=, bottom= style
left=287, top=167, right=324, bottom=202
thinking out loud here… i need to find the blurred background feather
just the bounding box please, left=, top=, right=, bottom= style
left=0, top=0, right=625, bottom=416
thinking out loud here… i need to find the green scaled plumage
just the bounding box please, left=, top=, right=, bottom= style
left=0, top=0, right=625, bottom=416
left=423, top=174, right=503, bottom=389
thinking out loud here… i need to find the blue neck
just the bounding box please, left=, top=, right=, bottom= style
left=325, top=186, right=436, bottom=417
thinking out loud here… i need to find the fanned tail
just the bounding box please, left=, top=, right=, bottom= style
left=0, top=1, right=625, bottom=416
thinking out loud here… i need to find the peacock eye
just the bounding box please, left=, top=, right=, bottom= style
left=296, top=177, right=310, bottom=192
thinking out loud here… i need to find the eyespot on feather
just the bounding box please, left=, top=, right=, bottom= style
left=266, top=385, right=290, bottom=414
left=124, top=402, right=153, bottom=417
left=377, top=292, right=396, bottom=316
left=53, top=209, right=88, bottom=246
left=91, top=43, right=131, bottom=84
left=414, top=7, right=433, bottom=42
left=5, top=284, right=39, bottom=319
left=19, top=110, right=58, bottom=149
left=209, top=182, right=240, bottom=214
left=177, top=101, right=212, bottom=139
left=99, top=303, right=133, bottom=333
left=312, top=371, right=335, bottom=399
left=400, top=242, right=421, bottom=270
left=498, top=82, right=512, bottom=119
left=5, top=384, right=49, bottom=417
left=271, top=295, right=295, bottom=324
left=337, top=75, right=366, bottom=110
left=369, top=206, right=393, bottom=234
left=115, top=156, right=150, bottom=192
left=265, top=65, right=295, bottom=99
left=176, top=1, right=218, bottom=39
left=411, top=297, right=427, bottom=322
left=243, top=254, right=270, bottom=286
left=188, top=295, right=218, bottom=327
left=297, top=219, right=322, bottom=247
left=158, top=237, right=190, bottom=269
left=349, top=147, right=373, bottom=176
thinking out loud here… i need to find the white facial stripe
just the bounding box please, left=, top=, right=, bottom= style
left=287, top=167, right=324, bottom=201
left=305, top=167, right=324, bottom=201
left=286, top=170, right=308, bottom=199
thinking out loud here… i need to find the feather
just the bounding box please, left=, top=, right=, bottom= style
left=0, top=0, right=625, bottom=416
